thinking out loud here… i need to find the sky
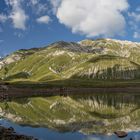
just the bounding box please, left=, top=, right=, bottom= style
left=0, top=0, right=140, bottom=55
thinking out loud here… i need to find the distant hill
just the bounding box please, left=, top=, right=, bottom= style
left=0, top=38, right=140, bottom=83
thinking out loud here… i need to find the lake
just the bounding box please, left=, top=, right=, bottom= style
left=0, top=93, right=140, bottom=140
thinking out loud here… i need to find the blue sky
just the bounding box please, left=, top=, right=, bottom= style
left=0, top=0, right=140, bottom=55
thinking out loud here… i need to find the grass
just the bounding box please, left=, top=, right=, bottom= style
left=0, top=39, right=140, bottom=84
left=6, top=78, right=140, bottom=89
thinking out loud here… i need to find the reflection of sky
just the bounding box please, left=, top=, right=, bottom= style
left=0, top=119, right=86, bottom=140
left=0, top=119, right=140, bottom=140
left=85, top=133, right=140, bottom=140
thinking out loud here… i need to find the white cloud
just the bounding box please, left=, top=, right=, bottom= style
left=0, top=14, right=8, bottom=32
left=37, top=3, right=48, bottom=15
left=5, top=0, right=28, bottom=30
left=28, top=0, right=48, bottom=15
left=51, top=0, right=129, bottom=37
left=129, top=12, right=140, bottom=22
left=14, top=32, right=24, bottom=38
left=30, top=0, right=39, bottom=5
left=50, top=0, right=62, bottom=14
left=133, top=32, right=140, bottom=39
left=36, top=15, right=51, bottom=24
left=10, top=10, right=28, bottom=30
left=0, top=14, right=8, bottom=23
left=128, top=11, right=140, bottom=34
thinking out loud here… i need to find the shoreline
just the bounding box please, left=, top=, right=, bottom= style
left=0, top=125, right=37, bottom=140
left=0, top=86, right=140, bottom=100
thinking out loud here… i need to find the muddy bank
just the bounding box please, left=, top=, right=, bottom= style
left=0, top=125, right=37, bottom=140
left=0, top=86, right=140, bottom=100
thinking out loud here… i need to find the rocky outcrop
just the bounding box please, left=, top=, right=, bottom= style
left=114, top=131, right=128, bottom=138
left=0, top=125, right=37, bottom=140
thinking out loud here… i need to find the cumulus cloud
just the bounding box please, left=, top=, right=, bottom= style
left=0, top=14, right=8, bottom=23
left=36, top=15, right=51, bottom=24
left=5, top=0, right=28, bottom=30
left=50, top=0, right=62, bottom=14
left=51, top=0, right=129, bottom=37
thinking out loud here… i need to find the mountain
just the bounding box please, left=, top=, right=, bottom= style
left=0, top=38, right=140, bottom=83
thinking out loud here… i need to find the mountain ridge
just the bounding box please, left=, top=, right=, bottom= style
left=0, top=38, right=140, bottom=83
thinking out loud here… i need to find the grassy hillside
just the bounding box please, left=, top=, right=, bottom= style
left=0, top=39, right=140, bottom=85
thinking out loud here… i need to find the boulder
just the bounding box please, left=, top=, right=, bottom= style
left=114, top=131, right=127, bottom=138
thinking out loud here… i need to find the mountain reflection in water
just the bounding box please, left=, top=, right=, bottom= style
left=0, top=93, right=140, bottom=140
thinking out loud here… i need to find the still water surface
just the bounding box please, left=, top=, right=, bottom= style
left=0, top=93, right=140, bottom=140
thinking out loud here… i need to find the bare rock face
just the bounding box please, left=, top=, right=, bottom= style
left=0, top=48, right=39, bottom=70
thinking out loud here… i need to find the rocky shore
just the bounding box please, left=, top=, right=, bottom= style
left=0, top=125, right=37, bottom=140
left=0, top=85, right=140, bottom=102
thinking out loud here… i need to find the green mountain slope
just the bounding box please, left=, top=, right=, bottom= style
left=0, top=39, right=140, bottom=83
